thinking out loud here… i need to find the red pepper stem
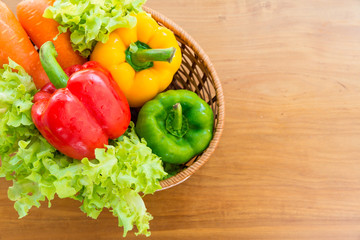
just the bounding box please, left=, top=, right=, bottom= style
left=40, top=41, right=69, bottom=89
left=173, top=103, right=183, bottom=131
left=131, top=47, right=176, bottom=68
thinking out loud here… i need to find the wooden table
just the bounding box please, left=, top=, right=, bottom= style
left=2, top=0, right=360, bottom=239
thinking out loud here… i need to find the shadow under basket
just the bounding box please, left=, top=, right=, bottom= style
left=142, top=7, right=225, bottom=190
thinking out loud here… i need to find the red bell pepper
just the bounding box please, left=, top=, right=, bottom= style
left=31, top=41, right=131, bottom=160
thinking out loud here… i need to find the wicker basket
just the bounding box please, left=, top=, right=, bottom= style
left=142, top=7, right=225, bottom=190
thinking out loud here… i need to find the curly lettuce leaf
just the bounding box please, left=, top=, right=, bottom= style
left=0, top=60, right=166, bottom=237
left=43, top=0, right=146, bottom=58
left=0, top=59, right=37, bottom=157
left=2, top=124, right=165, bottom=236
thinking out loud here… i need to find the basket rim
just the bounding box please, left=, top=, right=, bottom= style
left=143, top=6, right=225, bottom=190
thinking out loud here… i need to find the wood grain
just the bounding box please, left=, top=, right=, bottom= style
left=2, top=0, right=360, bottom=239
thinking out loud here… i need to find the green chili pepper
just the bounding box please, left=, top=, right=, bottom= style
left=135, top=90, right=214, bottom=164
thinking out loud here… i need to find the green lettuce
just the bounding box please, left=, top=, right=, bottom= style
left=0, top=60, right=167, bottom=237
left=43, top=0, right=146, bottom=58
left=0, top=59, right=37, bottom=155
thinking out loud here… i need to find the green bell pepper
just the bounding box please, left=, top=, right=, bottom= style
left=135, top=90, right=214, bottom=164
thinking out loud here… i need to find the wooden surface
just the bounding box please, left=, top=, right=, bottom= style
left=2, top=0, right=360, bottom=239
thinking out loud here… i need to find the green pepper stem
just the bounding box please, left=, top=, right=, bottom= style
left=131, top=47, right=176, bottom=68
left=173, top=103, right=182, bottom=131
left=40, top=41, right=69, bottom=89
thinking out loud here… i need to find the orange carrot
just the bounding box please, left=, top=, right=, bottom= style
left=17, top=0, right=87, bottom=70
left=0, top=0, right=49, bottom=89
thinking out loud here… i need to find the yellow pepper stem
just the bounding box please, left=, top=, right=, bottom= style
left=126, top=41, right=176, bottom=72
left=131, top=47, right=176, bottom=67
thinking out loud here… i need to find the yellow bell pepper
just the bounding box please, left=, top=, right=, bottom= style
left=90, top=12, right=182, bottom=107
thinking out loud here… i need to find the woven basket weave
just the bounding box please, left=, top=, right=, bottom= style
left=143, top=7, right=225, bottom=190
